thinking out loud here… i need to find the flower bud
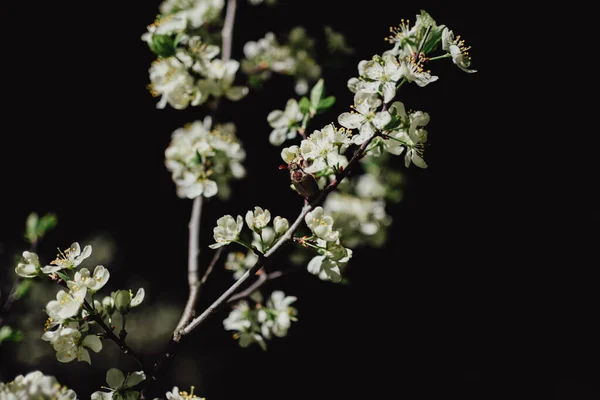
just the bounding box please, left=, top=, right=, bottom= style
left=273, top=216, right=289, bottom=235
left=114, top=290, right=132, bottom=314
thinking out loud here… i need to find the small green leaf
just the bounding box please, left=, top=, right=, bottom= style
left=310, top=78, right=324, bottom=109
left=14, top=280, right=32, bottom=300
left=37, top=213, right=57, bottom=239
left=106, top=368, right=126, bottom=389
left=148, top=34, right=177, bottom=58
left=0, top=326, right=24, bottom=344
left=316, top=96, right=336, bottom=112
left=25, top=212, right=39, bottom=244
left=122, top=391, right=140, bottom=400
left=56, top=271, right=70, bottom=282
left=299, top=97, right=311, bottom=114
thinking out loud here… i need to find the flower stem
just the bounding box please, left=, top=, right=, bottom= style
left=428, top=54, right=452, bottom=61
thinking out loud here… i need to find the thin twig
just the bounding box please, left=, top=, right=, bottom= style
left=173, top=247, right=223, bottom=341
left=174, top=196, right=203, bottom=334
left=228, top=270, right=286, bottom=303
left=221, top=0, right=237, bottom=63
left=51, top=277, right=146, bottom=369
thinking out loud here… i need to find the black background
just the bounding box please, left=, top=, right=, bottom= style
left=0, top=1, right=578, bottom=399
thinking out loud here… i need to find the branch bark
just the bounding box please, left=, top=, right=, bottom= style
left=174, top=196, right=203, bottom=334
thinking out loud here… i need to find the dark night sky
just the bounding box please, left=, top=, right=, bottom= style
left=0, top=1, right=581, bottom=399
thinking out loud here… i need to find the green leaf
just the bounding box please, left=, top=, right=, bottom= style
left=14, top=280, right=32, bottom=300
left=107, top=368, right=126, bottom=389
left=148, top=34, right=177, bottom=58
left=310, top=78, right=324, bottom=109
left=122, top=391, right=140, bottom=400
left=56, top=271, right=70, bottom=282
left=299, top=97, right=311, bottom=114
left=316, top=96, right=336, bottom=113
left=37, top=213, right=57, bottom=239
left=416, top=10, right=445, bottom=54
left=25, top=212, right=39, bottom=244
left=0, top=326, right=24, bottom=344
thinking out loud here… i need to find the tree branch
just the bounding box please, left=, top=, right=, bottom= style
left=173, top=247, right=223, bottom=341
left=227, top=270, right=286, bottom=303
left=178, top=132, right=380, bottom=338
left=174, top=196, right=203, bottom=334
left=221, top=0, right=237, bottom=63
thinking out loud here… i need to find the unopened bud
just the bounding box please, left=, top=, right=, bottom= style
left=114, top=290, right=132, bottom=314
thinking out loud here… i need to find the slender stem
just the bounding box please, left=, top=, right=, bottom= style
left=172, top=247, right=223, bottom=341
left=83, top=299, right=144, bottom=369
left=428, top=54, right=452, bottom=61
left=174, top=196, right=204, bottom=334
left=298, top=114, right=310, bottom=139
left=221, top=0, right=237, bottom=63
left=234, top=239, right=260, bottom=254
left=228, top=270, right=285, bottom=303
left=200, top=247, right=224, bottom=288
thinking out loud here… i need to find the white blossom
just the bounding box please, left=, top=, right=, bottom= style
left=0, top=371, right=77, bottom=399
left=209, top=215, right=244, bottom=249
left=384, top=19, right=418, bottom=57
left=51, top=326, right=102, bottom=364
left=258, top=291, right=297, bottom=338
left=149, top=57, right=201, bottom=109
left=165, top=386, right=205, bottom=400
left=245, top=207, right=271, bottom=232
left=442, top=27, right=477, bottom=73
left=304, top=207, right=339, bottom=242
left=223, top=301, right=252, bottom=332
left=399, top=58, right=439, bottom=87
left=74, top=265, right=110, bottom=292
left=323, top=191, right=391, bottom=248
left=15, top=251, right=41, bottom=278
left=360, top=54, right=403, bottom=103
left=299, top=124, right=351, bottom=174
left=42, top=242, right=92, bottom=274
left=267, top=99, right=303, bottom=146
left=338, top=92, right=390, bottom=145
left=224, top=251, right=258, bottom=280
left=159, top=0, right=225, bottom=30
left=45, top=282, right=87, bottom=321
left=165, top=117, right=246, bottom=199
left=198, top=59, right=248, bottom=102
left=307, top=239, right=352, bottom=283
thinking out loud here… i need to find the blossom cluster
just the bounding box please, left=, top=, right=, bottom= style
left=142, top=0, right=249, bottom=109
left=165, top=116, right=246, bottom=199
left=0, top=371, right=77, bottom=399
left=241, top=27, right=321, bottom=95
left=14, top=242, right=144, bottom=364
left=223, top=290, right=297, bottom=349
left=209, top=206, right=288, bottom=251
